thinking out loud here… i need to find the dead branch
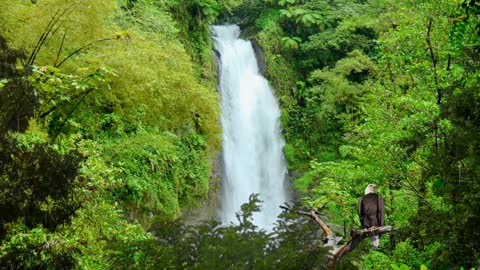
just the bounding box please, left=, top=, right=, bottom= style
left=281, top=205, right=396, bottom=269
left=28, top=3, right=78, bottom=65
left=55, top=37, right=114, bottom=68
left=333, top=226, right=396, bottom=258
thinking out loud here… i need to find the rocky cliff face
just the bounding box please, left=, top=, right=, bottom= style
left=250, top=38, right=267, bottom=75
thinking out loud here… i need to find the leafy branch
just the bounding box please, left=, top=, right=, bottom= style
left=281, top=36, right=302, bottom=50
left=30, top=65, right=116, bottom=140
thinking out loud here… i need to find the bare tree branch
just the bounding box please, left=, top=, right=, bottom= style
left=54, top=30, right=68, bottom=67
left=28, top=3, right=78, bottom=65
left=281, top=204, right=397, bottom=269
left=55, top=37, right=114, bottom=68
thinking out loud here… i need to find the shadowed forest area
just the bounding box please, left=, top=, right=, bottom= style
left=1, top=0, right=479, bottom=269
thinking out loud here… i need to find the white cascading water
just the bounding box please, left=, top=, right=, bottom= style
left=212, top=25, right=289, bottom=230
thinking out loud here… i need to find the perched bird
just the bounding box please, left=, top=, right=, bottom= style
left=358, top=184, right=385, bottom=248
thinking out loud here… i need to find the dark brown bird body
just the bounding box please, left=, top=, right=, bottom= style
left=358, top=193, right=385, bottom=228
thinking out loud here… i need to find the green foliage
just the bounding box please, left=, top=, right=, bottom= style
left=148, top=196, right=329, bottom=270
left=67, top=200, right=158, bottom=269
left=0, top=133, right=82, bottom=234
left=0, top=35, right=37, bottom=133
left=89, top=32, right=220, bottom=142
left=101, top=129, right=211, bottom=221
left=0, top=225, right=77, bottom=269
left=280, top=7, right=324, bottom=29
left=253, top=0, right=480, bottom=268
left=255, top=9, right=298, bottom=97
left=0, top=0, right=117, bottom=67
left=292, top=172, right=312, bottom=193
left=284, top=138, right=313, bottom=170
left=103, top=132, right=181, bottom=219
left=361, top=251, right=392, bottom=270
left=0, top=0, right=224, bottom=268
left=390, top=264, right=411, bottom=270
left=196, top=0, right=222, bottom=21
left=281, top=36, right=302, bottom=50
left=278, top=0, right=296, bottom=7
left=30, top=64, right=116, bottom=139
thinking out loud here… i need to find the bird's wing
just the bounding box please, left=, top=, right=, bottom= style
left=378, top=196, right=385, bottom=226
left=358, top=197, right=362, bottom=217
left=358, top=197, right=364, bottom=227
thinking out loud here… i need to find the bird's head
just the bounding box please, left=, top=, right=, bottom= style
left=365, top=184, right=377, bottom=195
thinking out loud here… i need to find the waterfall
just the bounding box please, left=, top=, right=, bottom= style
left=212, top=25, right=289, bottom=230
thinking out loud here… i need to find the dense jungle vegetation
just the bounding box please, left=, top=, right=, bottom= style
left=0, top=0, right=479, bottom=269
